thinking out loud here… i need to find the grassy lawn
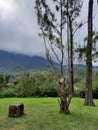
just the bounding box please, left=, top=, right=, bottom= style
left=0, top=98, right=98, bottom=130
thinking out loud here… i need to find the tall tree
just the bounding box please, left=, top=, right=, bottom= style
left=35, top=0, right=83, bottom=114
left=66, top=0, right=83, bottom=94
left=84, top=0, right=95, bottom=106
left=35, top=0, right=69, bottom=114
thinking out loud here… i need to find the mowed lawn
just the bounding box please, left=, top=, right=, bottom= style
left=0, top=98, right=98, bottom=130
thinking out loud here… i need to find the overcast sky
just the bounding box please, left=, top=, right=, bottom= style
left=0, top=0, right=45, bottom=56
left=0, top=0, right=98, bottom=63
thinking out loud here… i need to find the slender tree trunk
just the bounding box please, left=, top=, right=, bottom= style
left=67, top=20, right=73, bottom=106
left=84, top=0, right=95, bottom=106
left=58, top=0, right=73, bottom=114
left=69, top=16, right=74, bottom=94
left=58, top=77, right=69, bottom=114
left=70, top=23, right=74, bottom=94
left=60, top=0, right=64, bottom=75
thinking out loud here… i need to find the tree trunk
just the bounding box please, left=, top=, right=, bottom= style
left=58, top=77, right=69, bottom=114
left=84, top=0, right=95, bottom=106
left=69, top=16, right=74, bottom=94
left=60, top=0, right=64, bottom=75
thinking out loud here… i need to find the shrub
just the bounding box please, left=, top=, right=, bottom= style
left=0, top=87, right=16, bottom=97
left=74, top=80, right=85, bottom=98
left=41, top=88, right=58, bottom=97
left=74, top=74, right=98, bottom=99
left=0, top=74, right=4, bottom=83
left=17, top=77, right=33, bottom=97
left=0, top=72, right=59, bottom=98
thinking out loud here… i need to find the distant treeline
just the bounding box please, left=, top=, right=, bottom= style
left=0, top=71, right=98, bottom=98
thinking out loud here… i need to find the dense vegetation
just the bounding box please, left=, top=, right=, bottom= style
left=0, top=71, right=98, bottom=98
left=74, top=71, right=98, bottom=99
left=0, top=72, right=58, bottom=98
left=0, top=98, right=98, bottom=130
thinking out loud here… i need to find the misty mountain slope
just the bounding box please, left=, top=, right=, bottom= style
left=0, top=50, right=98, bottom=73
left=0, top=50, right=52, bottom=73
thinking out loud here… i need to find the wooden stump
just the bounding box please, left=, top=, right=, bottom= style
left=8, top=103, right=24, bottom=117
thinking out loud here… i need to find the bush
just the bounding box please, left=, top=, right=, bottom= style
left=17, top=76, right=33, bottom=97
left=41, top=88, right=58, bottom=97
left=74, top=88, right=85, bottom=98
left=31, top=87, right=41, bottom=97
left=0, top=74, right=4, bottom=83
left=74, top=80, right=85, bottom=98
left=0, top=72, right=59, bottom=98
left=92, top=74, right=98, bottom=99
left=93, top=88, right=98, bottom=99
left=74, top=73, right=98, bottom=99
left=0, top=87, right=16, bottom=97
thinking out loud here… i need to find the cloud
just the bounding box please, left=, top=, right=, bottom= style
left=0, top=0, right=45, bottom=56
left=0, top=0, right=17, bottom=19
left=0, top=0, right=98, bottom=62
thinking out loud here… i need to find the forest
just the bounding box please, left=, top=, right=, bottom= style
left=0, top=70, right=98, bottom=99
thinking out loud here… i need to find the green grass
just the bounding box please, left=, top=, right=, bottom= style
left=0, top=98, right=98, bottom=130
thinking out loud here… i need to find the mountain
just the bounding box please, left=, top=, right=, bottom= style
left=0, top=50, right=52, bottom=73
left=0, top=50, right=98, bottom=74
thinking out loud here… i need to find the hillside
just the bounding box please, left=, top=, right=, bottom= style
left=0, top=50, right=52, bottom=73
left=0, top=50, right=98, bottom=74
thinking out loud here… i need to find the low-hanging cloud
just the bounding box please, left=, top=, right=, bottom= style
left=0, top=0, right=45, bottom=56
left=0, top=0, right=98, bottom=62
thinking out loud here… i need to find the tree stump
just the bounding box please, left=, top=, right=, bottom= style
left=8, top=103, right=24, bottom=117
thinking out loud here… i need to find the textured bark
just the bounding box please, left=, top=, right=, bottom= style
left=66, top=0, right=73, bottom=106
left=84, top=0, right=95, bottom=106
left=8, top=103, right=24, bottom=117
left=69, top=18, right=74, bottom=94
left=59, top=77, right=69, bottom=114
left=60, top=0, right=64, bottom=75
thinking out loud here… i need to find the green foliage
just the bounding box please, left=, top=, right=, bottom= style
left=0, top=71, right=98, bottom=98
left=31, top=72, right=58, bottom=97
left=74, top=70, right=86, bottom=83
left=74, top=80, right=85, bottom=98
left=0, top=86, right=16, bottom=97
left=76, top=31, right=98, bottom=62
left=35, top=0, right=62, bottom=49
left=35, top=0, right=83, bottom=47
left=18, top=76, right=33, bottom=97
left=92, top=72, right=98, bottom=99
left=4, top=75, right=10, bottom=84
left=74, top=72, right=98, bottom=98
left=0, top=74, right=4, bottom=83
left=0, top=72, right=58, bottom=98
